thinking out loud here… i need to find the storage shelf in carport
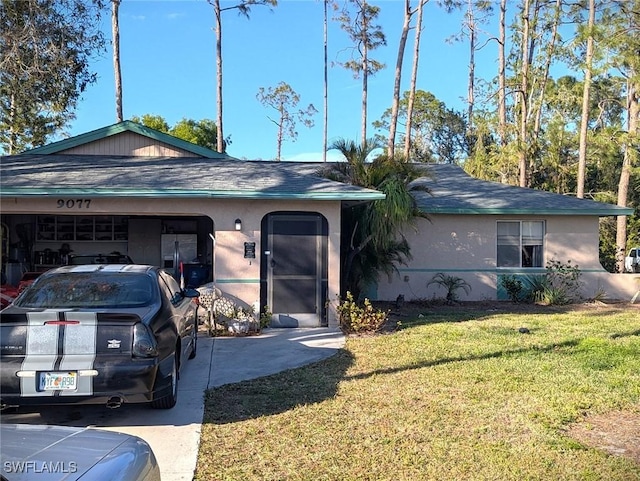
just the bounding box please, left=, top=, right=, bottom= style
left=36, top=215, right=129, bottom=242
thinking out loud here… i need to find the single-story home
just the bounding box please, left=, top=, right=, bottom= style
left=0, top=121, right=637, bottom=328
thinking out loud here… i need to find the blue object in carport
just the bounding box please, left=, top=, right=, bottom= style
left=184, top=264, right=210, bottom=287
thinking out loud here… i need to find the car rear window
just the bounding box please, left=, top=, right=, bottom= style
left=68, top=255, right=133, bottom=265
left=14, top=272, right=156, bottom=309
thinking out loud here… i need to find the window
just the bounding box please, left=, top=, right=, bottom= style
left=15, top=272, right=155, bottom=308
left=159, top=271, right=183, bottom=305
left=497, top=221, right=544, bottom=268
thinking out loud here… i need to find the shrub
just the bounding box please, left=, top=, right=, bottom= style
left=259, top=306, right=273, bottom=330
left=500, top=275, right=524, bottom=303
left=531, top=259, right=583, bottom=305
left=426, top=273, right=471, bottom=304
left=336, top=291, right=388, bottom=334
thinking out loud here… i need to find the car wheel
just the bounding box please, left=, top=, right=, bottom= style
left=151, top=353, right=178, bottom=409
left=188, top=326, right=197, bottom=360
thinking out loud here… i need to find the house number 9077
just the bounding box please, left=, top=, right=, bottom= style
left=57, top=199, right=91, bottom=209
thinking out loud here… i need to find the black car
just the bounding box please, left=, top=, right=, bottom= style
left=0, top=264, right=199, bottom=410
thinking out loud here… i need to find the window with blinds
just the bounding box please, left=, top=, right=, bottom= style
left=497, top=221, right=544, bottom=268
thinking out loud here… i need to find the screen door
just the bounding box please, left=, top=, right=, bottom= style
left=266, top=214, right=324, bottom=326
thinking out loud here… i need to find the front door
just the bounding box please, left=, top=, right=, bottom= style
left=262, top=213, right=327, bottom=327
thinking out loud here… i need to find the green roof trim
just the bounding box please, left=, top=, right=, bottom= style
left=422, top=206, right=634, bottom=216
left=22, top=120, right=233, bottom=159
left=0, top=187, right=385, bottom=201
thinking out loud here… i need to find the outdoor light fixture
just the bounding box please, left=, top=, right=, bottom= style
left=235, top=219, right=242, bottom=231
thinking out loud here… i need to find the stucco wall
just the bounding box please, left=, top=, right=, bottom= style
left=375, top=214, right=635, bottom=302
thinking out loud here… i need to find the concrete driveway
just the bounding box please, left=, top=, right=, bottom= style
left=0, top=328, right=345, bottom=480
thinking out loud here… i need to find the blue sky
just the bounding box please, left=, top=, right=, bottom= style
left=69, top=0, right=498, bottom=161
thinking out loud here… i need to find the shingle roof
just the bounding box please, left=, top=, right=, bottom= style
left=21, top=121, right=233, bottom=159
left=413, top=164, right=633, bottom=216
left=0, top=155, right=631, bottom=216
left=0, top=155, right=385, bottom=202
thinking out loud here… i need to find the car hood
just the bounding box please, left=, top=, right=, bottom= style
left=1, top=424, right=158, bottom=481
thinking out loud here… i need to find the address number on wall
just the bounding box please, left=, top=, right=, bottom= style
left=57, top=199, right=92, bottom=209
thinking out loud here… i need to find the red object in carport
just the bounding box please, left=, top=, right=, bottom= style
left=17, top=271, right=42, bottom=293
left=0, top=284, right=19, bottom=309
left=0, top=272, right=43, bottom=309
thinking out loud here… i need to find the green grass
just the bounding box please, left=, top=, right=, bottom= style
left=196, top=306, right=640, bottom=481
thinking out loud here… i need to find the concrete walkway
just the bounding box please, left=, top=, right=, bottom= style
left=207, top=327, right=347, bottom=387
left=1, top=328, right=346, bottom=480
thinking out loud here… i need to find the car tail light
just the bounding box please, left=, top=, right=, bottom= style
left=132, top=323, right=158, bottom=358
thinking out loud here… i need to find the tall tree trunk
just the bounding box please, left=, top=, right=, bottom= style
left=214, top=0, right=224, bottom=153
left=112, top=0, right=123, bottom=122
left=387, top=0, right=411, bottom=159
left=404, top=0, right=425, bottom=160
left=361, top=1, right=369, bottom=147
left=525, top=0, right=543, bottom=182
left=323, top=0, right=329, bottom=162
left=498, top=0, right=507, bottom=146
left=577, top=0, right=595, bottom=199
left=518, top=0, right=531, bottom=187
left=339, top=0, right=384, bottom=149
left=276, top=103, right=284, bottom=161
left=532, top=0, right=561, bottom=141
left=616, top=77, right=639, bottom=271
left=466, top=0, right=475, bottom=135
left=8, top=92, right=17, bottom=155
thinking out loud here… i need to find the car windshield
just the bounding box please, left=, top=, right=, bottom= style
left=14, top=272, right=156, bottom=309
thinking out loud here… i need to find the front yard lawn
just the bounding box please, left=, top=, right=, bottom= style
left=196, top=303, right=640, bottom=481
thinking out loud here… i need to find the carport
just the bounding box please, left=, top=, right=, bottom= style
left=2, top=213, right=213, bottom=285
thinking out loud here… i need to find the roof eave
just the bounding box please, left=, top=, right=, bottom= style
left=0, top=188, right=386, bottom=201
left=422, top=207, right=635, bottom=216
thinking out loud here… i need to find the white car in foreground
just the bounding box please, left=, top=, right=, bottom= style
left=1, top=423, right=160, bottom=481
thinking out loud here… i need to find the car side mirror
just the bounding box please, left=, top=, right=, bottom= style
left=183, top=288, right=200, bottom=299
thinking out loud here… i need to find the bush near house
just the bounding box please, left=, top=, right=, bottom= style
left=427, top=272, right=472, bottom=303
left=500, top=259, right=583, bottom=305
left=336, top=291, right=390, bottom=334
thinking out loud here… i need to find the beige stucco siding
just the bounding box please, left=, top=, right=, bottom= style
left=544, top=216, right=601, bottom=269
left=376, top=214, right=499, bottom=301
left=375, top=214, right=636, bottom=302
left=58, top=132, right=202, bottom=157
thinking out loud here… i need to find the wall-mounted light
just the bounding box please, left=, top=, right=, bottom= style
left=234, top=218, right=242, bottom=231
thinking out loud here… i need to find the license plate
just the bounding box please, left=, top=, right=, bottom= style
left=39, top=372, right=77, bottom=391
